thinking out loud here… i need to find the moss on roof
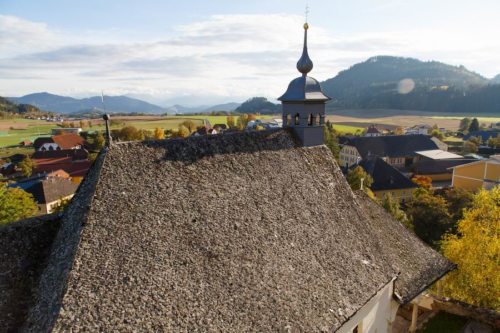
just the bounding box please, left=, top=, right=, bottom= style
left=20, top=129, right=452, bottom=332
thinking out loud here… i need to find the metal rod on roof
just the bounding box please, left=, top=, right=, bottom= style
left=103, top=114, right=112, bottom=147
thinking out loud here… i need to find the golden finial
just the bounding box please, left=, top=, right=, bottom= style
left=304, top=22, right=309, bottom=30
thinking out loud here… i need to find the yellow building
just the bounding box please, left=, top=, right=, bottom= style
left=451, top=155, right=500, bottom=191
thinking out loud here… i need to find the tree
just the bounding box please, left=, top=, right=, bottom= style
left=117, top=126, right=144, bottom=141
left=154, top=127, right=165, bottom=140
left=486, top=136, right=500, bottom=148
left=227, top=115, right=235, bottom=129
left=440, top=187, right=500, bottom=309
left=95, top=132, right=105, bottom=150
left=0, top=184, right=38, bottom=225
left=439, top=187, right=474, bottom=226
left=347, top=166, right=373, bottom=192
left=236, top=114, right=250, bottom=130
left=468, top=118, right=480, bottom=132
left=172, top=125, right=190, bottom=138
left=18, top=156, right=36, bottom=177
left=79, top=120, right=86, bottom=129
left=381, top=193, right=411, bottom=229
left=181, top=120, right=197, bottom=133
left=462, top=140, right=478, bottom=154
left=411, top=175, right=432, bottom=190
left=405, top=189, right=452, bottom=247
left=430, top=129, right=444, bottom=140
left=324, top=121, right=340, bottom=159
left=459, top=117, right=471, bottom=132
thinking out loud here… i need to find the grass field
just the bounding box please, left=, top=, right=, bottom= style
left=0, top=115, right=273, bottom=149
left=332, top=124, right=364, bottom=134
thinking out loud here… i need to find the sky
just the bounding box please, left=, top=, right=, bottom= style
left=1, top=0, right=500, bottom=106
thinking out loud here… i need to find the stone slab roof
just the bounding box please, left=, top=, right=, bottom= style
left=0, top=214, right=61, bottom=331
left=19, top=129, right=453, bottom=332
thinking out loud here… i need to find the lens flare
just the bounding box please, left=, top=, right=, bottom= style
left=397, top=78, right=415, bottom=94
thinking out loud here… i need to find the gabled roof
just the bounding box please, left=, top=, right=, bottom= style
left=33, top=137, right=54, bottom=150
left=415, top=149, right=463, bottom=160
left=366, top=126, right=381, bottom=134
left=463, top=130, right=499, bottom=142
left=32, top=149, right=88, bottom=161
left=33, top=160, right=92, bottom=178
left=21, top=130, right=452, bottom=332
left=22, top=177, right=78, bottom=203
left=345, top=135, right=439, bottom=158
left=359, top=157, right=417, bottom=191
left=51, top=133, right=84, bottom=149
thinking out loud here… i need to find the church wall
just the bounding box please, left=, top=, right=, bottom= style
left=337, top=279, right=399, bottom=333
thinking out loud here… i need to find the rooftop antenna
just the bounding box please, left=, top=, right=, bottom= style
left=101, top=91, right=112, bottom=147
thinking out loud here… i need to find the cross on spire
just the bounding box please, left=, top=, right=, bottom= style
left=305, top=2, right=310, bottom=23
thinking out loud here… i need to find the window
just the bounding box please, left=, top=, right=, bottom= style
left=286, top=114, right=291, bottom=126
left=308, top=114, right=313, bottom=126
left=294, top=113, right=300, bottom=126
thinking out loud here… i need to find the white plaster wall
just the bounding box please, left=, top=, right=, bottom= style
left=337, top=280, right=400, bottom=333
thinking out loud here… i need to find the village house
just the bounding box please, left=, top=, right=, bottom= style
left=32, top=149, right=91, bottom=184
left=364, top=125, right=382, bottom=137
left=33, top=133, right=84, bottom=151
left=450, top=154, right=500, bottom=190
left=0, top=22, right=453, bottom=333
left=405, top=124, right=432, bottom=135
left=358, top=157, right=418, bottom=201
left=8, top=176, right=78, bottom=214
left=339, top=135, right=439, bottom=169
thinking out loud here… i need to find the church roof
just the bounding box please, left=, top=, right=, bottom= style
left=19, top=129, right=453, bottom=332
left=278, top=75, right=330, bottom=102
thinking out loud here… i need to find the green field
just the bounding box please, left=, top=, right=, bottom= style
left=332, top=124, right=364, bottom=134
left=0, top=120, right=54, bottom=147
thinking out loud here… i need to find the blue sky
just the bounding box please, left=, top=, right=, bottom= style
left=1, top=0, right=500, bottom=105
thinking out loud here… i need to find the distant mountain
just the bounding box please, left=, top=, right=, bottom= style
left=322, top=56, right=500, bottom=113
left=164, top=104, right=207, bottom=115
left=9, top=92, right=166, bottom=114
left=491, top=74, right=500, bottom=84
left=202, top=102, right=240, bottom=113
left=235, top=97, right=281, bottom=114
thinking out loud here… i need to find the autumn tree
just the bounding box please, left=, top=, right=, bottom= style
left=227, top=115, right=235, bottom=129
left=172, top=125, right=190, bottom=138
left=181, top=120, right=197, bottom=133
left=430, top=129, right=444, bottom=140
left=462, top=140, right=478, bottom=154
left=440, top=187, right=500, bottom=309
left=438, top=187, right=474, bottom=226
left=18, top=156, right=36, bottom=177
left=79, top=120, right=86, bottom=129
left=405, top=189, right=452, bottom=247
left=117, top=126, right=144, bottom=141
left=0, top=184, right=38, bottom=225
left=248, top=114, right=257, bottom=121
left=154, top=127, right=165, bottom=140
left=411, top=175, right=432, bottom=190
left=487, top=136, right=500, bottom=148
left=381, top=193, right=411, bottom=229
left=236, top=114, right=250, bottom=130
left=347, top=166, right=373, bottom=192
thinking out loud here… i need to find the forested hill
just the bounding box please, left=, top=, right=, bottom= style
left=0, top=96, right=44, bottom=117
left=322, top=56, right=500, bottom=113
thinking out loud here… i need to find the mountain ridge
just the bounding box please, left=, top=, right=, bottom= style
left=321, top=56, right=499, bottom=113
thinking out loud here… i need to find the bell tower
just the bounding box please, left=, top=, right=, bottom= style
left=278, top=22, right=330, bottom=147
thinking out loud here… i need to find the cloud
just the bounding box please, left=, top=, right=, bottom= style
left=0, top=13, right=499, bottom=103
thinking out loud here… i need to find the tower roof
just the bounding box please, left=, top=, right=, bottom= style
left=279, top=23, right=330, bottom=102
